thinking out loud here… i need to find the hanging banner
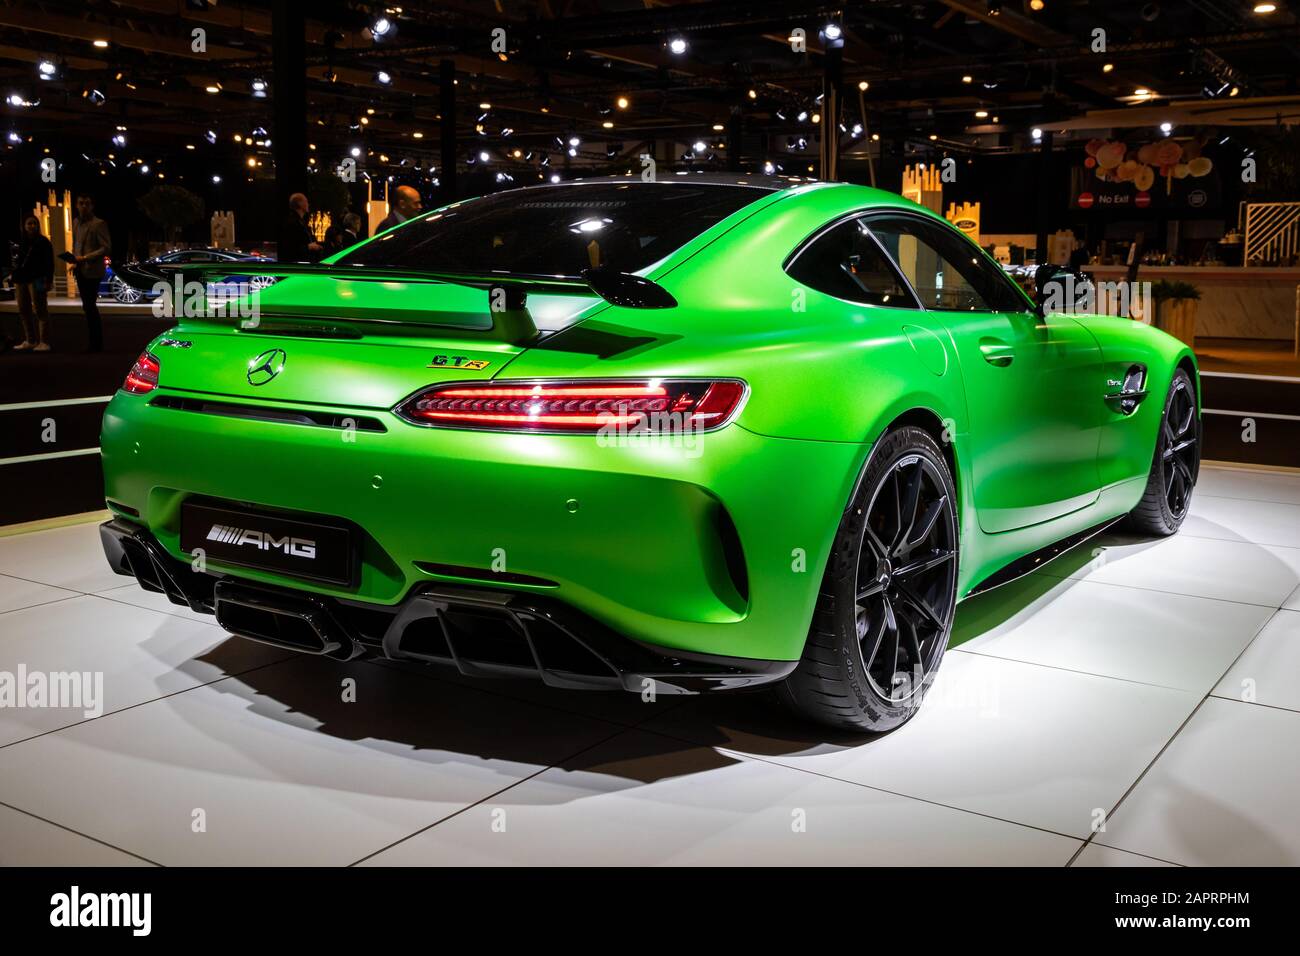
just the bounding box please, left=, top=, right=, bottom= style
left=1070, top=136, right=1222, bottom=212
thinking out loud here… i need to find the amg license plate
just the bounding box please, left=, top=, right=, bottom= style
left=180, top=503, right=354, bottom=585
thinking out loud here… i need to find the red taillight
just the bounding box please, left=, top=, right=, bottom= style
left=396, top=379, right=746, bottom=433
left=122, top=351, right=160, bottom=394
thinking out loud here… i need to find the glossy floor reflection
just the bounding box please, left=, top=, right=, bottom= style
left=1, top=464, right=1297, bottom=866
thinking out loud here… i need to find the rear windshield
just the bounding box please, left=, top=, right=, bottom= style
left=341, top=182, right=769, bottom=277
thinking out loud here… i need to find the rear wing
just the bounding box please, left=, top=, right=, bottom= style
left=161, top=261, right=676, bottom=345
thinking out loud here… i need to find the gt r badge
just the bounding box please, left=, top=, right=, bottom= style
left=246, top=348, right=287, bottom=385
left=429, top=355, right=490, bottom=370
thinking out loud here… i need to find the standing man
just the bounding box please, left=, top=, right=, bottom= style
left=322, top=211, right=361, bottom=257
left=279, top=192, right=322, bottom=263
left=376, top=185, right=423, bottom=232
left=72, top=194, right=111, bottom=353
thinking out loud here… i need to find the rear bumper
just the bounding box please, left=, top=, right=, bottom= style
left=100, top=519, right=795, bottom=693
left=101, top=388, right=867, bottom=661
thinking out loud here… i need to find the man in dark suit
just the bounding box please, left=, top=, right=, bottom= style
left=279, top=192, right=322, bottom=263
left=323, top=212, right=361, bottom=257
left=72, top=194, right=111, bottom=352
left=376, top=185, right=423, bottom=233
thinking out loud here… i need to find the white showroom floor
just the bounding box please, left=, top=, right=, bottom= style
left=0, top=462, right=1298, bottom=867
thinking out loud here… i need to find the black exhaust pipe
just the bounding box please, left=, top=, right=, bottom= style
left=213, top=581, right=360, bottom=659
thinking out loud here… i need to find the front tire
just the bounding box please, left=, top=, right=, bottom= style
left=1126, top=368, right=1200, bottom=536
left=779, top=426, right=959, bottom=733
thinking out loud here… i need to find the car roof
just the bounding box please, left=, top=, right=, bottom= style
left=524, top=172, right=818, bottom=193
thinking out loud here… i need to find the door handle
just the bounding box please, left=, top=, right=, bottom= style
left=979, top=337, right=1015, bottom=367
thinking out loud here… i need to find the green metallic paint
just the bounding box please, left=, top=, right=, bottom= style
left=101, top=181, right=1198, bottom=664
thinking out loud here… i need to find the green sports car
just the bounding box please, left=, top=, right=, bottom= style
left=99, top=175, right=1200, bottom=731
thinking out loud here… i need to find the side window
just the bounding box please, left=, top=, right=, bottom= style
left=786, top=217, right=917, bottom=308
left=868, top=217, right=1027, bottom=313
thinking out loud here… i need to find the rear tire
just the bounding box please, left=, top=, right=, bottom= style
left=1125, top=368, right=1200, bottom=536
left=779, top=426, right=959, bottom=733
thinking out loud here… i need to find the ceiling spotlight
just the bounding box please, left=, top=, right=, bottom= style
left=975, top=109, right=989, bottom=118
left=7, top=131, right=21, bottom=143
left=823, top=23, right=843, bottom=40
left=350, top=146, right=361, bottom=157
left=602, top=121, right=614, bottom=129
left=93, top=39, right=109, bottom=49
left=37, top=59, right=59, bottom=80
left=479, top=101, right=491, bottom=110
left=1029, top=0, right=1045, bottom=10
left=1160, top=121, right=1173, bottom=133
left=988, top=0, right=1002, bottom=15
left=616, top=95, right=629, bottom=109
left=480, top=150, right=490, bottom=162
left=693, top=140, right=707, bottom=152
left=140, top=164, right=149, bottom=174
left=212, top=174, right=222, bottom=183
left=568, top=136, right=580, bottom=147
left=112, top=133, right=126, bottom=147
left=205, top=82, right=222, bottom=94
left=858, top=80, right=869, bottom=92
left=851, top=123, right=863, bottom=136
left=6, top=93, right=25, bottom=107
left=668, top=36, right=688, bottom=55
left=550, top=173, right=561, bottom=183
left=797, top=110, right=808, bottom=122
left=1230, top=86, right=1240, bottom=96
left=83, top=88, right=106, bottom=106
left=375, top=70, right=392, bottom=85
left=1253, top=2, right=1277, bottom=11
left=372, top=16, right=394, bottom=38
left=1134, top=87, right=1151, bottom=97
left=251, top=77, right=267, bottom=95
left=1031, top=127, right=1043, bottom=139
left=748, top=88, right=758, bottom=100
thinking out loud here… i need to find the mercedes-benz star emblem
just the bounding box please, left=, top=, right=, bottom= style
left=246, top=348, right=286, bottom=386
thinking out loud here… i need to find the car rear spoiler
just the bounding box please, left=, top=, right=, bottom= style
left=160, top=261, right=677, bottom=345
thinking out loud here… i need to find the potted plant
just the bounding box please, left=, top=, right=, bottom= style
left=1150, top=279, right=1200, bottom=348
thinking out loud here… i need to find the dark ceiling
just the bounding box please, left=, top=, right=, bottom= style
left=2, top=0, right=1298, bottom=182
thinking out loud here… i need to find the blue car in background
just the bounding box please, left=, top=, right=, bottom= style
left=100, top=248, right=268, bottom=303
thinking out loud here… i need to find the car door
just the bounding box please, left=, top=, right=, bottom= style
left=867, top=214, right=1103, bottom=534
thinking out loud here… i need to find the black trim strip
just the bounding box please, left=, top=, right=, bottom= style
left=966, top=518, right=1120, bottom=597
left=149, top=395, right=386, bottom=432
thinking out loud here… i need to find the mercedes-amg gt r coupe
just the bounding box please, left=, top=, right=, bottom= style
left=99, top=175, right=1200, bottom=731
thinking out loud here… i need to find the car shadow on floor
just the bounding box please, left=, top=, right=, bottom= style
left=179, top=522, right=1278, bottom=788
left=183, top=640, right=878, bottom=785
